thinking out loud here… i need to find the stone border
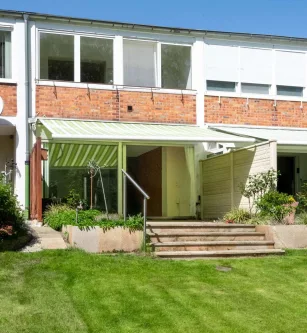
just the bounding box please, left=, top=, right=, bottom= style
left=256, top=225, right=307, bottom=249
left=62, top=226, right=143, bottom=253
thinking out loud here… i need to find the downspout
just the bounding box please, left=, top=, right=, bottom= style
left=23, top=14, right=30, bottom=219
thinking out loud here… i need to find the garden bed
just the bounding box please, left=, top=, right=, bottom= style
left=256, top=225, right=307, bottom=249
left=62, top=225, right=143, bottom=253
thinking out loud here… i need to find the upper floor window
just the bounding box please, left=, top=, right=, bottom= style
left=277, top=85, right=303, bottom=97
left=40, top=33, right=74, bottom=81
left=0, top=31, right=11, bottom=79
left=123, top=40, right=157, bottom=87
left=81, top=37, right=113, bottom=84
left=161, top=44, right=191, bottom=89
left=123, top=39, right=192, bottom=89
left=241, top=83, right=270, bottom=95
left=40, top=32, right=114, bottom=84
left=207, top=80, right=236, bottom=92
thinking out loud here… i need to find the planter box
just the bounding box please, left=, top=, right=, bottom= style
left=256, top=225, right=307, bottom=249
left=62, top=226, right=143, bottom=253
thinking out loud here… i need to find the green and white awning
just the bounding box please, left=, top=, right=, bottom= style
left=38, top=118, right=255, bottom=143
left=49, top=143, right=118, bottom=168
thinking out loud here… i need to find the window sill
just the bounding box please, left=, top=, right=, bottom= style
left=205, top=91, right=307, bottom=103
left=0, top=78, right=17, bottom=85
left=36, top=80, right=197, bottom=95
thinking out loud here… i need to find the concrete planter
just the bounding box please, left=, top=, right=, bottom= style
left=62, top=226, right=143, bottom=253
left=256, top=225, right=307, bottom=249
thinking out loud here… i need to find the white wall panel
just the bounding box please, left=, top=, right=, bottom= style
left=240, top=47, right=273, bottom=84
left=205, top=44, right=239, bottom=82
left=276, top=50, right=306, bottom=87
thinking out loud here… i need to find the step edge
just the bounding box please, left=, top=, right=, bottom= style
left=151, top=241, right=275, bottom=246
left=156, top=249, right=285, bottom=256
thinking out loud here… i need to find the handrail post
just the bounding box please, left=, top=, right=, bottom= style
left=123, top=174, right=127, bottom=222
left=143, top=197, right=147, bottom=254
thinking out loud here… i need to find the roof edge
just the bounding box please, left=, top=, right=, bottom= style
left=1, top=9, right=307, bottom=44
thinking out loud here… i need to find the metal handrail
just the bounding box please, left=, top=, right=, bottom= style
left=122, top=169, right=150, bottom=253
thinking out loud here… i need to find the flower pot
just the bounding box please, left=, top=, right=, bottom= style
left=283, top=202, right=299, bottom=225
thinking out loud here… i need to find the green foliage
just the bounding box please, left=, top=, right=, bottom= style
left=296, top=182, right=307, bottom=213
left=256, top=191, right=295, bottom=223
left=295, top=213, right=307, bottom=225
left=223, top=208, right=250, bottom=223
left=44, top=204, right=143, bottom=231
left=239, top=169, right=280, bottom=215
left=0, top=175, right=24, bottom=231
left=65, top=189, right=82, bottom=208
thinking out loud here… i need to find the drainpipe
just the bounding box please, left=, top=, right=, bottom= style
left=23, top=14, right=30, bottom=219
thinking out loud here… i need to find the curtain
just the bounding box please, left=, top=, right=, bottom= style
left=184, top=147, right=196, bottom=217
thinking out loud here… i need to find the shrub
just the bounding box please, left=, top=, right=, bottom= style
left=223, top=208, right=250, bottom=223
left=297, top=182, right=307, bottom=213
left=239, top=169, right=279, bottom=216
left=44, top=204, right=144, bottom=231
left=295, top=213, right=307, bottom=225
left=256, top=191, right=295, bottom=223
left=0, top=175, right=24, bottom=231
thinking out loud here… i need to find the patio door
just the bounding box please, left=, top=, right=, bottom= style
left=277, top=156, right=295, bottom=195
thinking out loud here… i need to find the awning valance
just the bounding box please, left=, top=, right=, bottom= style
left=37, top=118, right=254, bottom=143
left=49, top=143, right=118, bottom=168
left=211, top=125, right=307, bottom=145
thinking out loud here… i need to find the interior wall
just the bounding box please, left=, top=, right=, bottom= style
left=137, top=147, right=162, bottom=217
left=162, top=146, right=190, bottom=217
left=0, top=135, right=14, bottom=173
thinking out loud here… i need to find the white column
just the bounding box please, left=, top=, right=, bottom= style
left=74, top=35, right=81, bottom=82
left=113, top=36, right=123, bottom=85
left=192, top=38, right=205, bottom=126
left=14, top=19, right=27, bottom=209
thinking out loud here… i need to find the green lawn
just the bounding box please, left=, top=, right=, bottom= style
left=1, top=250, right=307, bottom=333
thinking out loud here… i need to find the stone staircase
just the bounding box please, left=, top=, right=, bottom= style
left=147, top=221, right=285, bottom=259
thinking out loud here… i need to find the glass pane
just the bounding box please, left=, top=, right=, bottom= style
left=207, top=80, right=236, bottom=92
left=40, top=33, right=74, bottom=81
left=81, top=37, right=113, bottom=84
left=49, top=168, right=118, bottom=212
left=161, top=44, right=191, bottom=89
left=123, top=40, right=157, bottom=87
left=0, top=31, right=11, bottom=79
left=241, top=83, right=270, bottom=94
left=277, top=85, right=303, bottom=97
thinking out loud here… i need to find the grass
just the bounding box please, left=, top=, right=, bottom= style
left=1, top=250, right=307, bottom=333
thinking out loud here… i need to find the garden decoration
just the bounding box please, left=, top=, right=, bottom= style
left=87, top=160, right=109, bottom=218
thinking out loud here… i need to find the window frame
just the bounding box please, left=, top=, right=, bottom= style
left=38, top=30, right=115, bottom=84
left=0, top=27, right=13, bottom=81
left=276, top=85, right=304, bottom=97
left=123, top=38, right=193, bottom=89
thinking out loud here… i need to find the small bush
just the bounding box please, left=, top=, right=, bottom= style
left=0, top=176, right=24, bottom=232
left=44, top=204, right=143, bottom=231
left=256, top=191, right=295, bottom=223
left=295, top=213, right=307, bottom=225
left=223, top=208, right=250, bottom=223
left=297, top=182, right=307, bottom=213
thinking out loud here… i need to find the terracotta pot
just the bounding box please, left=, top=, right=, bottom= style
left=283, top=202, right=299, bottom=225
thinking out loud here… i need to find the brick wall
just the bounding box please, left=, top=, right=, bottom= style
left=0, top=84, right=17, bottom=117
left=36, top=86, right=196, bottom=124
left=205, top=96, right=307, bottom=127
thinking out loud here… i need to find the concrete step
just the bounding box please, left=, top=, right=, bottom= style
left=151, top=240, right=275, bottom=251
left=148, top=232, right=265, bottom=242
left=155, top=249, right=285, bottom=259
left=146, top=222, right=256, bottom=233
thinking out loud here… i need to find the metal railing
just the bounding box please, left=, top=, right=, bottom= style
left=122, top=169, right=150, bottom=252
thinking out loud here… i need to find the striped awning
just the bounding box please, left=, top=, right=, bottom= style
left=49, top=143, right=118, bottom=168
left=38, top=118, right=254, bottom=143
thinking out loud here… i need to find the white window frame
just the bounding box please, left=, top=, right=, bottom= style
left=37, top=29, right=115, bottom=85
left=0, top=25, right=14, bottom=83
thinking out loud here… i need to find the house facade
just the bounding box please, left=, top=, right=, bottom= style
left=0, top=10, right=306, bottom=220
